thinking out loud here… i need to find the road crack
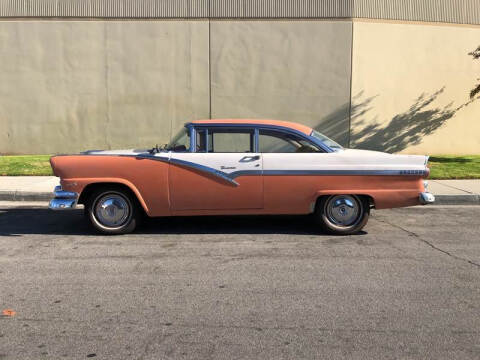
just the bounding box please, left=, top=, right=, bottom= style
left=375, top=218, right=480, bottom=269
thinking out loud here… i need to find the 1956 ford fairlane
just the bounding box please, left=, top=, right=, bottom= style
left=49, top=119, right=435, bottom=235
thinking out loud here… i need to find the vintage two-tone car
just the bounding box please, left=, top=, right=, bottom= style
left=49, top=119, right=434, bottom=235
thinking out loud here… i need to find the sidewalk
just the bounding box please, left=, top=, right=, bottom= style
left=0, top=176, right=58, bottom=201
left=428, top=180, right=480, bottom=205
left=0, top=176, right=479, bottom=205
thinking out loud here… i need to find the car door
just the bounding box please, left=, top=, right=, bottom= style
left=259, top=128, right=326, bottom=214
left=168, top=127, right=263, bottom=211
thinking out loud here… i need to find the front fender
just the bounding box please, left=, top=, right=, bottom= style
left=60, top=177, right=150, bottom=214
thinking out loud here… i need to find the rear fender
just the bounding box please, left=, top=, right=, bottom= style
left=314, top=189, right=421, bottom=210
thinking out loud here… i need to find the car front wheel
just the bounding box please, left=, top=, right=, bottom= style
left=315, top=195, right=369, bottom=235
left=86, top=187, right=140, bottom=234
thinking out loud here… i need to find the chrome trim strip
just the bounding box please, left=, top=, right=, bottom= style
left=54, top=190, right=78, bottom=198
left=229, top=170, right=263, bottom=178
left=137, top=153, right=428, bottom=181
left=169, top=158, right=240, bottom=186
left=71, top=153, right=428, bottom=186
left=137, top=154, right=240, bottom=186
left=136, top=154, right=169, bottom=163
left=260, top=169, right=428, bottom=176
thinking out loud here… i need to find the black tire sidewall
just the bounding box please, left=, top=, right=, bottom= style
left=86, top=188, right=138, bottom=235
left=316, top=195, right=370, bottom=235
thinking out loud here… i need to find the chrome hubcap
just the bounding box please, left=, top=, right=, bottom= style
left=94, top=194, right=130, bottom=228
left=326, top=195, right=361, bottom=227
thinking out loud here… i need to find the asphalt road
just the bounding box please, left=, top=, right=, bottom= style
left=0, top=203, right=479, bottom=360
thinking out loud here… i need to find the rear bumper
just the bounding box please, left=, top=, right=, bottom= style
left=419, top=192, right=435, bottom=205
left=49, top=185, right=78, bottom=210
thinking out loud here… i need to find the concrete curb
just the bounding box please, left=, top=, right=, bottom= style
left=0, top=191, right=53, bottom=202
left=0, top=191, right=479, bottom=205
left=433, top=194, right=480, bottom=205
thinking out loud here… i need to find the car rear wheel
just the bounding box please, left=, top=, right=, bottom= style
left=86, top=188, right=139, bottom=234
left=315, top=195, right=369, bottom=235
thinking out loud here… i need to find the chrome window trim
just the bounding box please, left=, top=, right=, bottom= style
left=187, top=123, right=333, bottom=153
left=254, top=128, right=260, bottom=153
left=205, top=128, right=209, bottom=152
left=188, top=124, right=195, bottom=153
left=191, top=125, right=257, bottom=153
left=258, top=127, right=325, bottom=153
left=192, top=127, right=209, bottom=153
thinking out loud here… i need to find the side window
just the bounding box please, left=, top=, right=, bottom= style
left=166, top=127, right=191, bottom=152
left=196, top=129, right=207, bottom=152
left=259, top=130, right=322, bottom=153
left=207, top=128, right=254, bottom=153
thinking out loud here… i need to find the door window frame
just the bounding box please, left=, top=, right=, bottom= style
left=189, top=123, right=330, bottom=153
left=192, top=126, right=258, bottom=153
left=258, top=128, right=323, bottom=153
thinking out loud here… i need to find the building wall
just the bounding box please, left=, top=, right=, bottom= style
left=350, top=20, right=480, bottom=154
left=0, top=15, right=479, bottom=154
left=0, top=20, right=209, bottom=154
left=0, top=19, right=352, bottom=154
left=210, top=20, right=353, bottom=145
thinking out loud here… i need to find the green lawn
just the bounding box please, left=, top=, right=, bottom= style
left=0, top=154, right=479, bottom=179
left=428, top=155, right=480, bottom=179
left=0, top=155, right=53, bottom=176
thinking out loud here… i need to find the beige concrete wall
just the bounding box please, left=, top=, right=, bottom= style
left=2, top=18, right=479, bottom=155
left=210, top=20, right=353, bottom=146
left=0, top=21, right=209, bottom=154
left=350, top=20, right=480, bottom=155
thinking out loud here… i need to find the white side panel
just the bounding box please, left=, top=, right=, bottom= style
left=262, top=150, right=428, bottom=173
left=169, top=153, right=262, bottom=176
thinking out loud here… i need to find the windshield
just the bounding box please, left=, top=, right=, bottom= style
left=165, top=127, right=191, bottom=152
left=310, top=130, right=343, bottom=150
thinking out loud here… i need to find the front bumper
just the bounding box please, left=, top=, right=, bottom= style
left=49, top=185, right=78, bottom=210
left=419, top=192, right=435, bottom=205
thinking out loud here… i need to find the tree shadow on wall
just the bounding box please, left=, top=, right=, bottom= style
left=311, top=93, right=379, bottom=147
left=311, top=103, right=351, bottom=146
left=350, top=88, right=477, bottom=153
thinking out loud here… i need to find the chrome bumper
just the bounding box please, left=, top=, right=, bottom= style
left=419, top=192, right=435, bottom=205
left=49, top=185, right=78, bottom=210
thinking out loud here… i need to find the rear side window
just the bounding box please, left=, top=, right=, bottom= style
left=259, top=129, right=322, bottom=153
left=197, top=128, right=255, bottom=153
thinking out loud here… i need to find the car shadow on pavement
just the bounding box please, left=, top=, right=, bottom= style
left=0, top=208, right=370, bottom=237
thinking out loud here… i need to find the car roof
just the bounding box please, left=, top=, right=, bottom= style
left=188, top=119, right=313, bottom=136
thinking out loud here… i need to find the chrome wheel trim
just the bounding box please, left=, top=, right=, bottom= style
left=325, top=195, right=363, bottom=228
left=93, top=193, right=131, bottom=228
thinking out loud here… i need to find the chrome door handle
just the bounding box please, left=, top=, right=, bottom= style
left=240, top=155, right=260, bottom=162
